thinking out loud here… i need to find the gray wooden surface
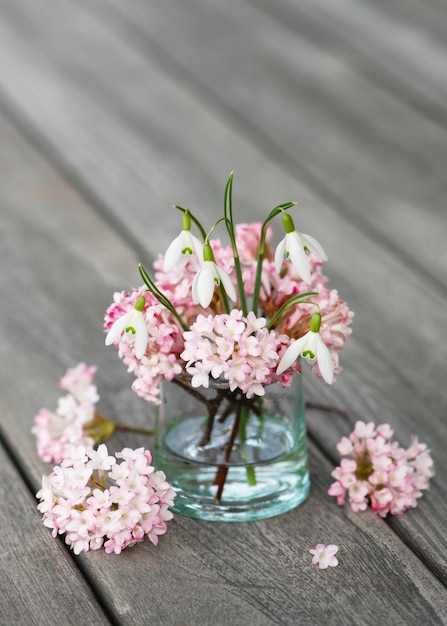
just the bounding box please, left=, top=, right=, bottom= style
left=0, top=0, right=446, bottom=624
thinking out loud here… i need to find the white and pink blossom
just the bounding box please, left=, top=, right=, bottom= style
left=328, top=421, right=434, bottom=517
left=181, top=311, right=295, bottom=398
left=276, top=312, right=334, bottom=384
left=105, top=295, right=149, bottom=359
left=308, top=543, right=339, bottom=569
left=192, top=243, right=236, bottom=308
left=163, top=211, right=204, bottom=273
left=274, top=212, right=327, bottom=284
left=36, top=444, right=176, bottom=554
left=104, top=205, right=353, bottom=405
left=32, top=364, right=100, bottom=464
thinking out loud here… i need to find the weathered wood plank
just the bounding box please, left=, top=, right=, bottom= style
left=0, top=0, right=445, bottom=410
left=0, top=443, right=111, bottom=625
left=79, top=0, right=447, bottom=292
left=268, top=0, right=447, bottom=119
left=0, top=0, right=445, bottom=455
left=2, top=104, right=446, bottom=624
left=77, top=440, right=447, bottom=626
left=0, top=0, right=446, bottom=618
left=1, top=0, right=447, bottom=297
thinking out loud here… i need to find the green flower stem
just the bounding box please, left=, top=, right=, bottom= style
left=238, top=404, right=257, bottom=486
left=224, top=173, right=248, bottom=315
left=252, top=203, right=296, bottom=314
left=265, top=292, right=319, bottom=329
left=173, top=205, right=207, bottom=240
left=138, top=263, right=188, bottom=330
left=245, top=466, right=257, bottom=487
left=238, top=404, right=250, bottom=460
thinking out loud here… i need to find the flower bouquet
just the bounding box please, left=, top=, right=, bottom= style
left=103, top=174, right=353, bottom=521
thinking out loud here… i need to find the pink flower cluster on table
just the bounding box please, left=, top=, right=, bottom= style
left=36, top=444, right=176, bottom=554
left=32, top=363, right=99, bottom=464
left=328, top=421, right=434, bottom=517
left=104, top=222, right=353, bottom=405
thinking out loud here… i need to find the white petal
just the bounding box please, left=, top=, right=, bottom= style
left=315, top=334, right=334, bottom=384
left=216, top=266, right=237, bottom=302
left=133, top=312, right=149, bottom=359
left=163, top=233, right=184, bottom=272
left=192, top=269, right=201, bottom=304
left=195, top=263, right=216, bottom=308
left=276, top=333, right=309, bottom=374
left=191, top=234, right=204, bottom=263
left=274, top=237, right=286, bottom=273
left=318, top=557, right=329, bottom=570
left=301, top=233, right=328, bottom=262
left=105, top=312, right=132, bottom=345
left=287, top=232, right=311, bottom=284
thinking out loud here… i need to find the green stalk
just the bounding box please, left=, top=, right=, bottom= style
left=266, top=293, right=319, bottom=330
left=138, top=263, right=188, bottom=330
left=239, top=404, right=256, bottom=485
left=224, top=173, right=248, bottom=315
left=173, top=205, right=207, bottom=240
left=252, top=203, right=296, bottom=315
left=246, top=466, right=257, bottom=487
left=238, top=404, right=250, bottom=460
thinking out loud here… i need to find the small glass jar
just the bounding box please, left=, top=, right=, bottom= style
left=153, top=374, right=310, bottom=522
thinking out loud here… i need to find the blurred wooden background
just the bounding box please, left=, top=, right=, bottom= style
left=0, top=1, right=446, bottom=624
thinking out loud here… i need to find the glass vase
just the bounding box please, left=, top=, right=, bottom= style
left=153, top=374, right=310, bottom=522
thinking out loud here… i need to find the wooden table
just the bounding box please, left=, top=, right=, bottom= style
left=1, top=0, right=446, bottom=623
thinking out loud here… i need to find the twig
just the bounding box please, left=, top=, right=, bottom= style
left=214, top=403, right=242, bottom=503
left=305, top=401, right=348, bottom=418
left=115, top=424, right=154, bottom=436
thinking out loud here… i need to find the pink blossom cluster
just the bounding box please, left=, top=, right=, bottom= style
left=32, top=363, right=99, bottom=464
left=105, top=222, right=353, bottom=403
left=328, top=421, right=434, bottom=517
left=181, top=310, right=296, bottom=398
left=36, top=444, right=176, bottom=554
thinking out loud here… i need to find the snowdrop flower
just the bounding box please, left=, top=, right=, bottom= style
left=276, top=312, right=334, bottom=384
left=308, top=544, right=339, bottom=569
left=192, top=242, right=237, bottom=308
left=105, top=296, right=148, bottom=359
left=274, top=212, right=327, bottom=284
left=163, top=211, right=204, bottom=272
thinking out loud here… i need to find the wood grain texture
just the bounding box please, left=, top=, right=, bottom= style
left=0, top=106, right=443, bottom=625
left=1, top=0, right=447, bottom=292
left=0, top=0, right=446, bottom=623
left=0, top=107, right=446, bottom=624
left=0, top=0, right=446, bottom=577
left=76, top=440, right=447, bottom=626
left=0, top=444, right=110, bottom=625
left=4, top=0, right=446, bottom=493
left=272, top=0, right=447, bottom=117
left=83, top=0, right=447, bottom=291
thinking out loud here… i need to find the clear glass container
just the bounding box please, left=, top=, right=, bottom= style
left=153, top=375, right=310, bottom=522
